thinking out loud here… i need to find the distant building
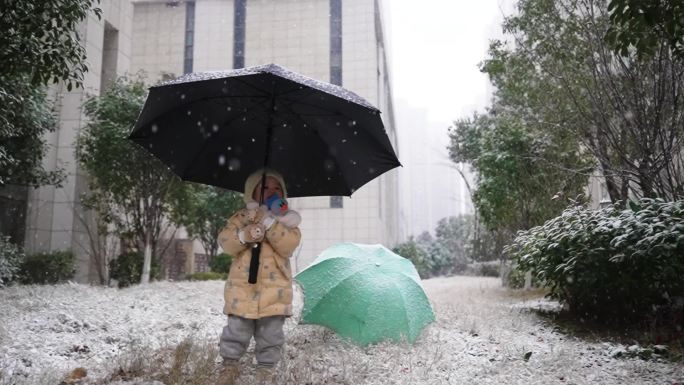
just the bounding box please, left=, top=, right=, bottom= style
left=11, top=0, right=399, bottom=282
left=395, top=100, right=473, bottom=238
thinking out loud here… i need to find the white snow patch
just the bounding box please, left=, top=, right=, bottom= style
left=0, top=277, right=681, bottom=385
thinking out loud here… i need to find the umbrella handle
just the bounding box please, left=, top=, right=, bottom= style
left=249, top=91, right=275, bottom=285
left=248, top=243, right=261, bottom=284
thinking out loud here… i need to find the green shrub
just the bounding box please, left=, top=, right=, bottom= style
left=505, top=198, right=684, bottom=322
left=210, top=253, right=233, bottom=273
left=502, top=264, right=527, bottom=289
left=0, top=236, right=24, bottom=287
left=110, top=251, right=161, bottom=288
left=19, top=250, right=74, bottom=284
left=393, top=238, right=430, bottom=278
left=186, top=271, right=227, bottom=281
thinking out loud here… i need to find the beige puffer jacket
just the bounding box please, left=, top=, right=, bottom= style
left=218, top=207, right=301, bottom=319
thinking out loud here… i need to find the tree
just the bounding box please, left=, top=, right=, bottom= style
left=433, top=215, right=475, bottom=272
left=449, top=112, right=592, bottom=237
left=0, top=0, right=101, bottom=188
left=0, top=80, right=65, bottom=187
left=0, top=236, right=23, bottom=287
left=424, top=242, right=453, bottom=277
left=171, top=184, right=243, bottom=264
left=0, top=0, right=101, bottom=90
left=485, top=0, right=684, bottom=202
left=415, top=231, right=433, bottom=248
left=76, top=76, right=188, bottom=284
left=70, top=197, right=118, bottom=285
left=605, top=0, right=684, bottom=58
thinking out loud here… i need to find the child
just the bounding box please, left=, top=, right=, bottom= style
left=216, top=168, right=302, bottom=385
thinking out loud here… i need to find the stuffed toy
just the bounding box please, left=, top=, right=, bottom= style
left=245, top=196, right=301, bottom=228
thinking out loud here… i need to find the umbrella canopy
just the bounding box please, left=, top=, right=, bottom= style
left=295, top=243, right=435, bottom=346
left=128, top=63, right=400, bottom=197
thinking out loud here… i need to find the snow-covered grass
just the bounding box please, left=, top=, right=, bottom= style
left=1, top=276, right=682, bottom=385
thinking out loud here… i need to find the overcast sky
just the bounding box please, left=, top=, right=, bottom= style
left=383, top=1, right=514, bottom=236
left=385, top=0, right=513, bottom=125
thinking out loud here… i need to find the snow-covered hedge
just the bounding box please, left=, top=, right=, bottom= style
left=0, top=236, right=23, bottom=287
left=505, top=198, right=684, bottom=322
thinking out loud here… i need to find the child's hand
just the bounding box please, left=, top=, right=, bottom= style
left=245, top=201, right=270, bottom=223
left=245, top=202, right=260, bottom=222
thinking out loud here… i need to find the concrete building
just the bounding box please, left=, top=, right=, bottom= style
left=14, top=0, right=399, bottom=281
left=130, top=0, right=399, bottom=273
left=19, top=1, right=134, bottom=282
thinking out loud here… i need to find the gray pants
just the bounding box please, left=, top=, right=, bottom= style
left=219, top=315, right=285, bottom=367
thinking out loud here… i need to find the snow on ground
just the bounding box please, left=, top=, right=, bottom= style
left=0, top=276, right=682, bottom=385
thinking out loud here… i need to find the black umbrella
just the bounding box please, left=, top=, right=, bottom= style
left=128, top=63, right=400, bottom=197
left=129, top=64, right=401, bottom=284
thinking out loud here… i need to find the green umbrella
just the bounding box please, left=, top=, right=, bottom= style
left=295, top=243, right=435, bottom=346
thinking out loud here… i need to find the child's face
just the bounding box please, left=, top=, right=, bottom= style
left=252, top=176, right=283, bottom=202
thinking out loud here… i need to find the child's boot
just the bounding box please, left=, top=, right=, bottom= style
left=255, top=366, right=277, bottom=385
left=217, top=360, right=240, bottom=385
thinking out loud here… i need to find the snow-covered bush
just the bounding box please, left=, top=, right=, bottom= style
left=505, top=198, right=684, bottom=322
left=19, top=250, right=74, bottom=284
left=0, top=236, right=24, bottom=287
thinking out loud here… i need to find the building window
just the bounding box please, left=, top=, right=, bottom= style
left=183, top=1, right=195, bottom=74
left=234, top=0, right=246, bottom=69
left=330, top=0, right=343, bottom=208
left=330, top=0, right=342, bottom=86
left=330, top=196, right=343, bottom=208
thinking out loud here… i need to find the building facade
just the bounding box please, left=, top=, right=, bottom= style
left=22, top=1, right=134, bottom=282
left=130, top=0, right=399, bottom=272
left=18, top=0, right=399, bottom=281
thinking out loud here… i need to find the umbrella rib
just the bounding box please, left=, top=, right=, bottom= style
left=273, top=95, right=343, bottom=118
left=231, top=75, right=276, bottom=98
left=390, top=277, right=414, bottom=342
left=277, top=95, right=352, bottom=116
left=269, top=72, right=362, bottom=106
left=133, top=95, right=269, bottom=134
left=189, top=94, right=269, bottom=108
left=304, top=267, right=371, bottom=317
left=275, top=86, right=317, bottom=99
left=301, top=262, right=374, bottom=312
left=171, top=68, right=277, bottom=121
left=272, top=76, right=376, bottom=111
left=273, top=100, right=353, bottom=195
left=276, top=95, right=398, bottom=170
left=307, top=271, right=413, bottom=344
left=217, top=97, right=273, bottom=128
